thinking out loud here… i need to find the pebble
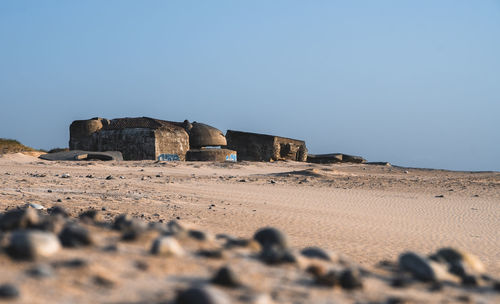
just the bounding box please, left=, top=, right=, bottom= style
left=211, top=266, right=241, bottom=287
left=0, top=284, right=20, bottom=299
left=432, top=247, right=485, bottom=275
left=8, top=230, right=61, bottom=260
left=254, top=227, right=294, bottom=264
left=301, top=247, right=331, bottom=261
left=253, top=227, right=288, bottom=250
left=113, top=214, right=148, bottom=240
left=314, top=270, right=338, bottom=287
left=150, top=237, right=184, bottom=257
left=28, top=203, right=45, bottom=210
left=0, top=208, right=40, bottom=231
left=79, top=210, right=103, bottom=223
left=339, top=268, right=363, bottom=289
left=175, top=285, right=230, bottom=304
left=59, top=224, right=94, bottom=247
left=198, top=249, right=224, bottom=259
left=48, top=206, right=70, bottom=217
left=27, top=264, right=54, bottom=278
left=399, top=252, right=447, bottom=282
left=188, top=229, right=210, bottom=241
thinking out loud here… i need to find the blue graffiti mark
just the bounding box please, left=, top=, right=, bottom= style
left=158, top=154, right=180, bottom=161
left=225, top=153, right=237, bottom=162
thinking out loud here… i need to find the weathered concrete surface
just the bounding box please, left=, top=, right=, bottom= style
left=186, top=149, right=237, bottom=162
left=225, top=130, right=307, bottom=162
left=188, top=123, right=227, bottom=148
left=39, top=150, right=123, bottom=161
left=307, top=153, right=366, bottom=164
left=307, top=153, right=343, bottom=164
left=69, top=117, right=190, bottom=161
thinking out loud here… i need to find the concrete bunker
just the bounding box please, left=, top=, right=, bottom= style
left=69, top=117, right=235, bottom=161
left=225, top=130, right=307, bottom=162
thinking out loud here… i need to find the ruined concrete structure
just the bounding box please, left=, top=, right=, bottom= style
left=69, top=117, right=230, bottom=161
left=70, top=117, right=189, bottom=160
left=225, top=130, right=307, bottom=162
left=307, top=153, right=366, bottom=164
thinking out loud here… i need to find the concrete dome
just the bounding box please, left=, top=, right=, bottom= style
left=189, top=122, right=226, bottom=148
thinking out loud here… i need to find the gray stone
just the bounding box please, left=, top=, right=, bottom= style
left=0, top=208, right=40, bottom=231
left=28, top=203, right=45, bottom=210
left=150, top=237, right=184, bottom=257
left=339, top=268, right=363, bottom=289
left=48, top=206, right=69, bottom=218
left=27, top=264, right=54, bottom=278
left=432, top=247, right=485, bottom=276
left=8, top=230, right=61, bottom=260
left=59, top=224, right=93, bottom=247
left=79, top=209, right=102, bottom=223
left=0, top=284, right=19, bottom=299
left=211, top=266, right=241, bottom=287
left=189, top=229, right=210, bottom=241
left=301, top=247, right=331, bottom=261
left=253, top=227, right=288, bottom=250
left=399, top=252, right=447, bottom=282
left=175, top=285, right=230, bottom=304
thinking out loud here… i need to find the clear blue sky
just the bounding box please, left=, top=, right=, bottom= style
left=1, top=1, right=499, bottom=171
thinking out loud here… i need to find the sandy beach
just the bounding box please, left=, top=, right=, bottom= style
left=0, top=153, right=499, bottom=303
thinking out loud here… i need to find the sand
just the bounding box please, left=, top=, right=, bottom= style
left=0, top=153, right=499, bottom=303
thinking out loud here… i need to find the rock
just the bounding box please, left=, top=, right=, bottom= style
left=461, top=275, right=478, bottom=286
left=166, top=220, right=186, bottom=236
left=339, top=268, right=363, bottom=289
left=198, top=249, right=224, bottom=259
left=61, top=173, right=70, bottom=178
left=189, top=229, right=210, bottom=241
left=113, top=214, right=148, bottom=240
left=79, top=209, right=103, bottom=223
left=36, top=214, right=66, bottom=233
left=0, top=284, right=20, bottom=299
left=0, top=208, right=40, bottom=231
left=314, top=270, right=338, bottom=287
left=59, top=224, right=94, bottom=247
left=28, top=203, right=45, bottom=210
left=93, top=274, right=115, bottom=288
left=253, top=227, right=287, bottom=250
left=260, top=247, right=297, bottom=265
left=399, top=252, right=447, bottom=282
left=175, top=285, right=230, bottom=304
left=48, top=206, right=69, bottom=217
left=301, top=247, right=331, bottom=261
left=211, top=266, right=241, bottom=287
left=224, top=237, right=251, bottom=249
left=106, top=175, right=114, bottom=180
left=432, top=247, right=485, bottom=276
left=7, top=230, right=61, bottom=260
left=27, top=264, right=54, bottom=278
left=150, top=237, right=184, bottom=257
left=253, top=227, right=294, bottom=264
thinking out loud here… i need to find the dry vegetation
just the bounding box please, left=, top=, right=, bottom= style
left=0, top=138, right=36, bottom=154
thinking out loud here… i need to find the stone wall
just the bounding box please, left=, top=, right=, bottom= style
left=225, top=130, right=307, bottom=162
left=154, top=127, right=190, bottom=161
left=95, top=128, right=157, bottom=160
